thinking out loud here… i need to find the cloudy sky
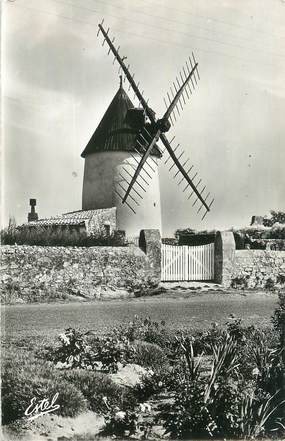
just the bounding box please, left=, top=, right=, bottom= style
left=2, top=0, right=285, bottom=235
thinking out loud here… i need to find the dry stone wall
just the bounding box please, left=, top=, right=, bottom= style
left=1, top=239, right=161, bottom=303
left=215, top=231, right=285, bottom=288
left=232, top=249, right=285, bottom=288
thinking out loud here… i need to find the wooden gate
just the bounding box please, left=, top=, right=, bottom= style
left=161, top=243, right=215, bottom=281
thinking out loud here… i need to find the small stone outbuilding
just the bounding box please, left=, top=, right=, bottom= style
left=20, top=207, right=117, bottom=237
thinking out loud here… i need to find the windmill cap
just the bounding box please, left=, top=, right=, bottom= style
left=81, top=85, right=161, bottom=158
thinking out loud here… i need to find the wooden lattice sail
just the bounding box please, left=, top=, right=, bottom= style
left=97, top=20, right=214, bottom=220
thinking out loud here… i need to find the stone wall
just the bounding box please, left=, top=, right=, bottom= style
left=232, top=249, right=285, bottom=288
left=1, top=230, right=161, bottom=303
left=215, top=231, right=285, bottom=288
left=87, top=207, right=117, bottom=235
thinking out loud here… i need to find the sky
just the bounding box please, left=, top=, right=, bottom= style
left=2, top=0, right=285, bottom=235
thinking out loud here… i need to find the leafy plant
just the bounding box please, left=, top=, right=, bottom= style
left=27, top=316, right=285, bottom=438
left=47, top=328, right=99, bottom=370
left=163, top=337, right=217, bottom=437
left=238, top=391, right=285, bottom=438
left=48, top=328, right=137, bottom=373
left=133, top=369, right=167, bottom=402
left=162, top=330, right=285, bottom=439
left=90, top=334, right=136, bottom=373
left=272, top=292, right=285, bottom=350
left=117, top=315, right=170, bottom=348
left=101, top=410, right=139, bottom=438
left=191, top=319, right=256, bottom=356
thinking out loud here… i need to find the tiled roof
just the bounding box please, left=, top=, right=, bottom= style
left=62, top=208, right=113, bottom=220
left=21, top=218, right=86, bottom=227
left=19, top=208, right=115, bottom=228
left=81, top=86, right=161, bottom=158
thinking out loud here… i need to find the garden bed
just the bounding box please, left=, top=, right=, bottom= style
left=2, top=308, right=285, bottom=440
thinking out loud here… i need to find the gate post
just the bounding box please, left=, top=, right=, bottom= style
left=214, top=231, right=236, bottom=287
left=139, top=229, right=161, bottom=283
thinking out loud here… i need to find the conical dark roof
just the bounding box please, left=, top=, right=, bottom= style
left=81, top=85, right=161, bottom=158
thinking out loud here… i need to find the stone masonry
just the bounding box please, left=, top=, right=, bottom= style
left=232, top=249, right=285, bottom=288
left=215, top=231, right=285, bottom=288
left=1, top=230, right=161, bottom=303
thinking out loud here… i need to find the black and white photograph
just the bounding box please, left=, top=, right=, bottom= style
left=1, top=0, right=285, bottom=440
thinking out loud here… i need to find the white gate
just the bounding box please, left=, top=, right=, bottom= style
left=161, top=243, right=215, bottom=281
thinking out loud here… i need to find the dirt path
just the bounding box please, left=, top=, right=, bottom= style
left=1, top=289, right=278, bottom=338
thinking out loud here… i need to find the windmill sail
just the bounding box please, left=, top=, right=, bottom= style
left=98, top=21, right=213, bottom=219
left=98, top=22, right=157, bottom=125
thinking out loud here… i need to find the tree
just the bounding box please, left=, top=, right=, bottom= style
left=264, top=211, right=285, bottom=227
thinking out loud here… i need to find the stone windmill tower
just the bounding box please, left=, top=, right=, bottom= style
left=81, top=80, right=162, bottom=236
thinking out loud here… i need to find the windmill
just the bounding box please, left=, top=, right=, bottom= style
left=92, top=21, right=214, bottom=223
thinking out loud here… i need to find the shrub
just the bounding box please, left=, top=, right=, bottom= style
left=272, top=291, right=285, bottom=340
left=1, top=224, right=127, bottom=247
left=191, top=319, right=253, bottom=355
left=1, top=352, right=87, bottom=424
left=2, top=375, right=87, bottom=424
left=264, top=210, right=285, bottom=227
left=132, top=341, right=168, bottom=370
left=265, top=277, right=275, bottom=291
left=0, top=280, right=22, bottom=303
left=47, top=319, right=172, bottom=376
left=232, top=220, right=285, bottom=246
left=101, top=410, right=139, bottom=438
left=133, top=369, right=167, bottom=402
left=162, top=237, right=178, bottom=245
left=47, top=328, right=100, bottom=370
left=0, top=217, right=17, bottom=245
left=63, top=369, right=136, bottom=414
left=231, top=275, right=249, bottom=289
left=2, top=350, right=58, bottom=381
left=269, top=224, right=285, bottom=239
left=90, top=334, right=136, bottom=373
left=48, top=328, right=136, bottom=373
left=116, top=316, right=171, bottom=349
left=277, top=274, right=285, bottom=285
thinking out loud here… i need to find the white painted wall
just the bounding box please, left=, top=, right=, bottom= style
left=82, top=151, right=162, bottom=236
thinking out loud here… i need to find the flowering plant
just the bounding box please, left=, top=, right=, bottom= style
left=49, top=328, right=137, bottom=372
left=48, top=328, right=99, bottom=370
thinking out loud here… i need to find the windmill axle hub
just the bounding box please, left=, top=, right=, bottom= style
left=156, top=117, right=171, bottom=133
